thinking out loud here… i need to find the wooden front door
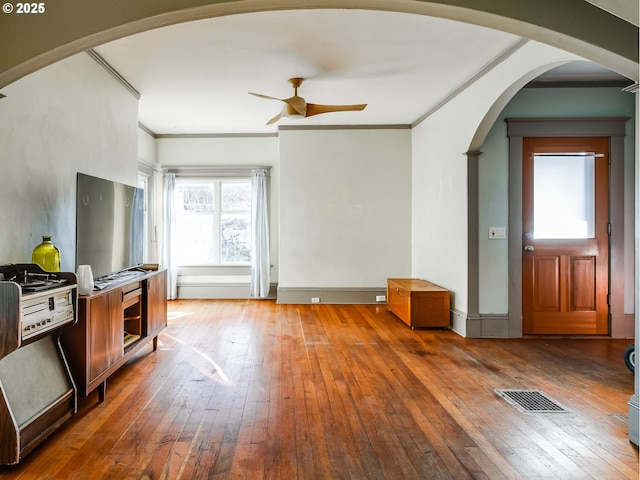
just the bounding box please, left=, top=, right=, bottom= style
left=522, top=137, right=609, bottom=335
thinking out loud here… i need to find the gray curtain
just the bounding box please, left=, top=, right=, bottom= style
left=250, top=169, right=270, bottom=298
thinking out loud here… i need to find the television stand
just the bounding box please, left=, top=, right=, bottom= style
left=61, top=269, right=167, bottom=403
left=93, top=269, right=145, bottom=290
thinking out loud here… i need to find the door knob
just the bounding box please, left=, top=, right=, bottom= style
left=523, top=245, right=535, bottom=252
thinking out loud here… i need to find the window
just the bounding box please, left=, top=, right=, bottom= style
left=174, top=178, right=252, bottom=265
left=532, top=154, right=595, bottom=239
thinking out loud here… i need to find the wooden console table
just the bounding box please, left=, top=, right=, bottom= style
left=387, top=278, right=450, bottom=328
left=61, top=269, right=167, bottom=402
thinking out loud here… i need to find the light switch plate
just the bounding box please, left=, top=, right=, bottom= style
left=489, top=227, right=506, bottom=239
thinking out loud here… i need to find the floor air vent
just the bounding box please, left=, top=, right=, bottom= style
left=495, top=389, right=568, bottom=414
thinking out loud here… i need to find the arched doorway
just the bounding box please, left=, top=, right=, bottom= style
left=0, top=0, right=636, bottom=89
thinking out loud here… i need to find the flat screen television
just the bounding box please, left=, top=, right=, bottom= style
left=76, top=173, right=144, bottom=279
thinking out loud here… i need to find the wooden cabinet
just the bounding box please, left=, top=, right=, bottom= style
left=87, top=288, right=123, bottom=382
left=144, top=270, right=167, bottom=348
left=387, top=278, right=450, bottom=328
left=62, top=270, right=167, bottom=402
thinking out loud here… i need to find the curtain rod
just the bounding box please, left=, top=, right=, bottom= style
left=164, top=166, right=271, bottom=177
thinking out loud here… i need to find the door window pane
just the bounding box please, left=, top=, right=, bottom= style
left=533, top=154, right=595, bottom=239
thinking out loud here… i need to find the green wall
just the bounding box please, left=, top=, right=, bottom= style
left=478, top=86, right=636, bottom=314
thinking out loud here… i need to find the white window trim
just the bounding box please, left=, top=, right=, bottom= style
left=165, top=166, right=270, bottom=178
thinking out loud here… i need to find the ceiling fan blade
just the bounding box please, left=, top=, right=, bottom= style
left=266, top=106, right=286, bottom=125
left=249, top=92, right=283, bottom=101
left=305, top=103, right=367, bottom=117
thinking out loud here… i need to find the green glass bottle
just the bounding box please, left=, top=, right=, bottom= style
left=32, top=235, right=61, bottom=272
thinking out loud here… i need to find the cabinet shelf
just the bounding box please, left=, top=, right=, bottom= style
left=123, top=332, right=141, bottom=349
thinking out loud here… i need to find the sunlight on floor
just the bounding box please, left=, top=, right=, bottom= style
left=162, top=332, right=232, bottom=385
left=167, top=311, right=192, bottom=321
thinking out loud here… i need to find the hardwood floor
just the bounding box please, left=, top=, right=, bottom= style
left=1, top=299, right=637, bottom=479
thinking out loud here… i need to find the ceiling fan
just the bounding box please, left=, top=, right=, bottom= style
left=249, top=77, right=367, bottom=125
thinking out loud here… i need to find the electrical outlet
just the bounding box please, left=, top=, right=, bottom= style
left=376, top=295, right=386, bottom=302
left=311, top=297, right=320, bottom=303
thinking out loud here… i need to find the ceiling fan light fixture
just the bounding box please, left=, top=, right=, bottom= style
left=285, top=104, right=305, bottom=119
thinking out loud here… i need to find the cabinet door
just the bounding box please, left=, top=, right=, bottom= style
left=145, top=271, right=167, bottom=337
left=88, top=289, right=123, bottom=382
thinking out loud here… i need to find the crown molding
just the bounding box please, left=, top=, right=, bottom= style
left=412, top=38, right=529, bottom=127
left=86, top=49, right=140, bottom=99
left=156, top=132, right=278, bottom=139
left=138, top=122, right=157, bottom=138
left=525, top=80, right=633, bottom=89
left=278, top=124, right=410, bottom=131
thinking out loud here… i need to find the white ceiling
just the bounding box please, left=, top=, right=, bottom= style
left=93, top=9, right=630, bottom=135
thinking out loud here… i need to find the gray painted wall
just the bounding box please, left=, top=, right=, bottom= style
left=0, top=53, right=139, bottom=271
left=478, top=86, right=636, bottom=315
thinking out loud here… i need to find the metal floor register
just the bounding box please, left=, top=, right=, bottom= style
left=495, top=389, right=569, bottom=414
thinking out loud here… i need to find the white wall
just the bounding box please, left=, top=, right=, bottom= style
left=411, top=117, right=468, bottom=304
left=157, top=136, right=279, bottom=167
left=138, top=128, right=157, bottom=167
left=0, top=53, right=138, bottom=271
left=156, top=135, right=280, bottom=281
left=278, top=128, right=412, bottom=289
left=154, top=129, right=411, bottom=297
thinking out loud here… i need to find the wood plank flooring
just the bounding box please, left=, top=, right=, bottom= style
left=1, top=299, right=637, bottom=479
